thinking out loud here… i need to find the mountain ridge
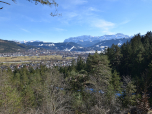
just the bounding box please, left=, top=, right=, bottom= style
left=0, top=33, right=134, bottom=53
left=0, top=39, right=36, bottom=53
left=64, top=33, right=132, bottom=42
left=64, top=33, right=133, bottom=47
left=22, top=42, right=90, bottom=51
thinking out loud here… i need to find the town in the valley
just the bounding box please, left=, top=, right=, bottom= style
left=0, top=48, right=107, bottom=71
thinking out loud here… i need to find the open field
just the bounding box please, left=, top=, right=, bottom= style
left=0, top=55, right=73, bottom=63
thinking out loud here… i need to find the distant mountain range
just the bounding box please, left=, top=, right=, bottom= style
left=19, top=33, right=132, bottom=52
left=64, top=33, right=130, bottom=42
left=22, top=42, right=90, bottom=51
left=64, top=33, right=133, bottom=47
left=1, top=33, right=133, bottom=53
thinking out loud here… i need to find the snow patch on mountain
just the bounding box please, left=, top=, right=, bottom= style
left=38, top=43, right=55, bottom=46
left=12, top=40, right=42, bottom=43
left=118, top=40, right=123, bottom=46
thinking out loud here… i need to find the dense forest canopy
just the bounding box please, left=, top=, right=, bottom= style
left=1, top=31, right=152, bottom=113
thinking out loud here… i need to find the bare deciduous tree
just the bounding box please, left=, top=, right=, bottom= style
left=41, top=69, right=72, bottom=114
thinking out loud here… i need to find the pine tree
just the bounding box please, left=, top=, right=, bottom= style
left=111, top=70, right=122, bottom=93
left=86, top=53, right=112, bottom=92
left=106, top=44, right=122, bottom=72
left=86, top=53, right=122, bottom=113
left=119, top=76, right=139, bottom=109
left=85, top=53, right=92, bottom=73
left=76, top=56, right=85, bottom=72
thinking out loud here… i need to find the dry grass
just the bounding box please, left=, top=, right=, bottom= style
left=0, top=55, right=73, bottom=62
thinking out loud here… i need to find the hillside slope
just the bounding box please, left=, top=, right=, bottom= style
left=22, top=42, right=90, bottom=51
left=0, top=39, right=35, bottom=53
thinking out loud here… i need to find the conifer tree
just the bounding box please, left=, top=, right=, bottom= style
left=66, top=70, right=89, bottom=113
left=106, top=44, right=122, bottom=72
left=119, top=76, right=139, bottom=109
left=111, top=70, right=122, bottom=93
left=86, top=53, right=122, bottom=113
left=76, top=56, right=85, bottom=72
left=86, top=52, right=112, bottom=92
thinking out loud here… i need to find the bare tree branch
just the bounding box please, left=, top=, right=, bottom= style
left=0, top=0, right=61, bottom=16
left=0, top=1, right=11, bottom=5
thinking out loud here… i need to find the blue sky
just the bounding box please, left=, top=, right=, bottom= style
left=1, top=0, right=152, bottom=43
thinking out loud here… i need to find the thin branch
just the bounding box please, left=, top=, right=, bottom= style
left=0, top=1, right=11, bottom=5
left=0, top=1, right=11, bottom=10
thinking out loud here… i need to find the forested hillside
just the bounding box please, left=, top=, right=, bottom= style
left=1, top=31, right=152, bottom=114
left=0, top=39, right=35, bottom=53
left=22, top=42, right=90, bottom=51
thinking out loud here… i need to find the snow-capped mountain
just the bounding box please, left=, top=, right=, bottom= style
left=12, top=40, right=42, bottom=44
left=11, top=33, right=134, bottom=51
left=89, top=37, right=132, bottom=51
left=64, top=33, right=131, bottom=43
left=64, top=33, right=133, bottom=47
